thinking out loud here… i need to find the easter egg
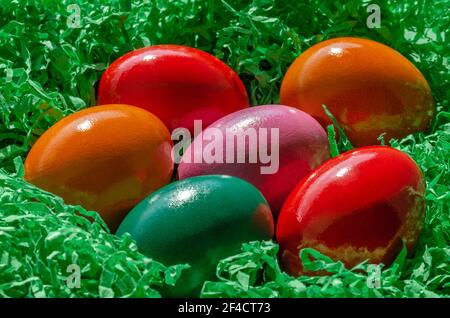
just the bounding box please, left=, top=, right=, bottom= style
left=116, top=175, right=274, bottom=296
left=178, top=105, right=330, bottom=215
left=98, top=45, right=249, bottom=133
left=280, top=37, right=435, bottom=146
left=24, top=104, right=173, bottom=231
left=276, top=146, right=425, bottom=276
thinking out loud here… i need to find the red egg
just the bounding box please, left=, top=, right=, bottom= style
left=276, top=146, right=425, bottom=276
left=98, top=45, right=249, bottom=133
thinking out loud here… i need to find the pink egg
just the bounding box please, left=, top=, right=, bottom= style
left=178, top=105, right=330, bottom=215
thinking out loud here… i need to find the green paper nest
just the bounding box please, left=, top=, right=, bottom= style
left=0, top=0, right=449, bottom=298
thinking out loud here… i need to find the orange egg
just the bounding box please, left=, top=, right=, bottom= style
left=24, top=104, right=174, bottom=231
left=280, top=37, right=434, bottom=146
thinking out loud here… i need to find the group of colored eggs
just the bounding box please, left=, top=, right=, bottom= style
left=24, top=38, right=433, bottom=296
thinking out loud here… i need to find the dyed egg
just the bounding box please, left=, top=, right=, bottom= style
left=24, top=105, right=173, bottom=231
left=276, top=146, right=425, bottom=276
left=280, top=37, right=434, bottom=146
left=116, top=175, right=274, bottom=296
left=178, top=105, right=330, bottom=215
left=98, top=45, right=249, bottom=133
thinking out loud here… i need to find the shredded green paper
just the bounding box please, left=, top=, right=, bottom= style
left=0, top=0, right=449, bottom=298
left=0, top=160, right=188, bottom=297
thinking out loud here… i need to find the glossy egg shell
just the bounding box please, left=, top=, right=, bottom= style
left=98, top=45, right=249, bottom=133
left=276, top=146, right=425, bottom=276
left=178, top=105, right=330, bottom=215
left=116, top=175, right=274, bottom=296
left=24, top=104, right=174, bottom=231
left=280, top=37, right=434, bottom=146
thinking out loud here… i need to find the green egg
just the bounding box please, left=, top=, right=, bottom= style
left=116, top=175, right=274, bottom=297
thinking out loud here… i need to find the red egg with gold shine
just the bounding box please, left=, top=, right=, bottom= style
left=276, top=146, right=426, bottom=276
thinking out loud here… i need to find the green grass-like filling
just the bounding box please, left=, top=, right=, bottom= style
left=0, top=0, right=449, bottom=297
